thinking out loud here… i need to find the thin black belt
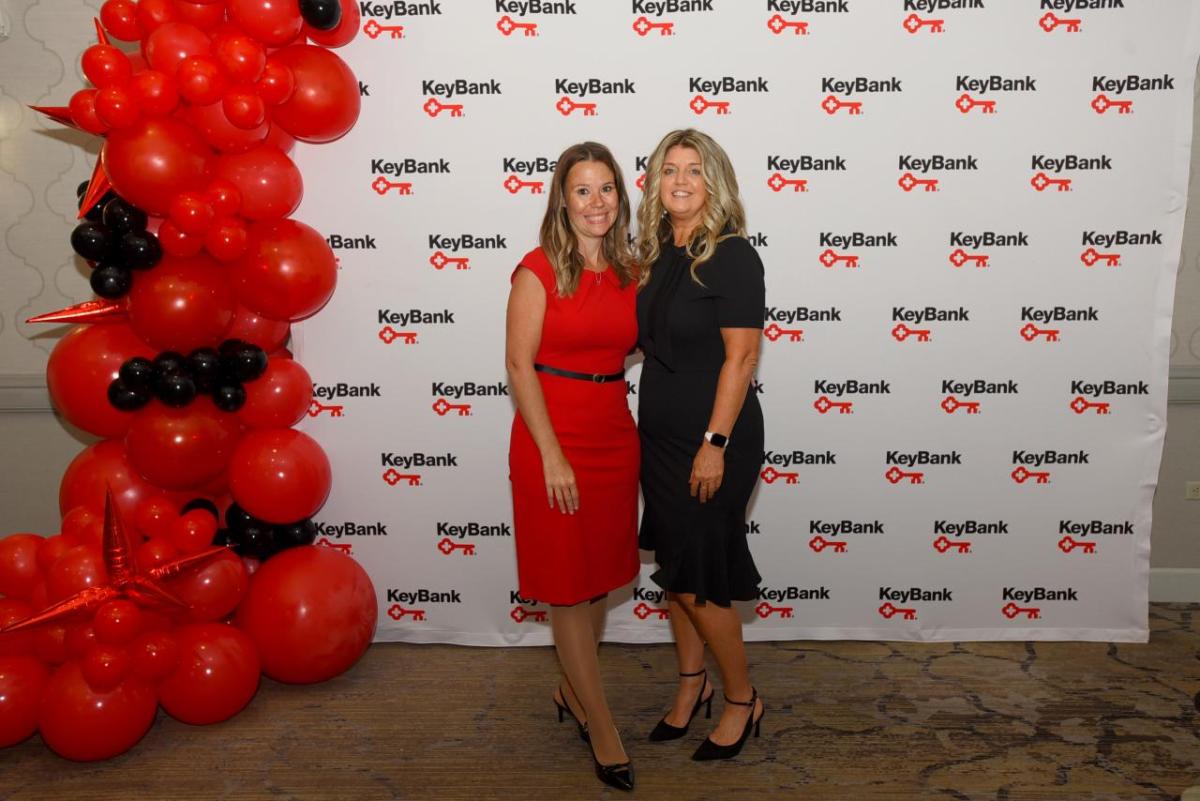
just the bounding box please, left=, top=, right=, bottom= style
left=534, top=363, right=625, bottom=383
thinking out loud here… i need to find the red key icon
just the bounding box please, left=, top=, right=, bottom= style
left=892, top=323, right=931, bottom=343
left=503, top=174, right=544, bottom=194
left=632, top=15, right=674, bottom=36
left=1011, top=466, right=1050, bottom=485
left=1091, top=94, right=1132, bottom=115
left=308, top=399, right=345, bottom=418
left=430, top=250, right=470, bottom=271
left=635, top=173, right=646, bottom=190
left=955, top=93, right=996, bottom=114
left=763, top=323, right=804, bottom=342
left=885, top=466, right=925, bottom=485
left=819, top=248, right=858, bottom=268
left=902, top=13, right=944, bottom=33
left=821, top=95, right=862, bottom=115
left=809, top=535, right=847, bottom=553
left=933, top=535, right=971, bottom=554
left=432, top=397, right=471, bottom=417
left=813, top=395, right=853, bottom=415
left=423, top=97, right=463, bottom=118
left=378, top=326, right=418, bottom=345
left=388, top=603, right=426, bottom=621
left=690, top=94, right=730, bottom=115
left=556, top=96, right=597, bottom=117
left=878, top=602, right=916, bottom=620
left=496, top=15, right=538, bottom=36
left=949, top=248, right=988, bottom=268
left=767, top=14, right=808, bottom=35
left=437, top=537, right=476, bottom=556
left=755, top=602, right=794, bottom=619
left=767, top=172, right=808, bottom=193
left=315, top=536, right=352, bottom=555
left=382, top=469, right=422, bottom=486
left=1058, top=535, right=1097, bottom=554
left=1030, top=172, right=1071, bottom=192
left=898, top=172, right=938, bottom=192
left=760, top=466, right=799, bottom=485
left=633, top=601, right=670, bottom=620
left=510, top=605, right=547, bottom=623
left=941, top=395, right=980, bottom=415
left=372, top=176, right=413, bottom=196
left=1080, top=247, right=1119, bottom=267
left=363, top=19, right=404, bottom=39
left=1039, top=12, right=1080, bottom=33
left=1070, top=396, right=1110, bottom=415
left=1019, top=323, right=1060, bottom=342
left=1002, top=602, right=1040, bottom=620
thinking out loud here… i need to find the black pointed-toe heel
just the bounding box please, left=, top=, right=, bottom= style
left=553, top=685, right=589, bottom=743
left=691, top=688, right=764, bottom=761
left=648, top=668, right=714, bottom=741
left=592, top=728, right=634, bottom=792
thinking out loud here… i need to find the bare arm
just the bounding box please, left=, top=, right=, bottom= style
left=690, top=327, right=761, bottom=503
left=505, top=268, right=578, bottom=514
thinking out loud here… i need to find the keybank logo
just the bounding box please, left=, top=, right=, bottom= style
left=377, top=306, right=456, bottom=346
left=820, top=75, right=901, bottom=115
left=898, top=154, right=978, bottom=193
left=764, top=305, right=841, bottom=344
left=431, top=380, right=508, bottom=417
left=380, top=451, right=459, bottom=487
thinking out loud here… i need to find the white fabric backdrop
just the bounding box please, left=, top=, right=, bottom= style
left=291, top=0, right=1200, bottom=644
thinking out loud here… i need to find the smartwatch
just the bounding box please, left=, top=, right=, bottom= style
left=704, top=431, right=729, bottom=448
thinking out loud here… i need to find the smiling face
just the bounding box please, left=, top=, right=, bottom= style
left=564, top=159, right=618, bottom=251
left=659, top=145, right=708, bottom=240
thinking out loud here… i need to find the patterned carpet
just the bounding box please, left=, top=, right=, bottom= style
left=1, top=604, right=1197, bottom=801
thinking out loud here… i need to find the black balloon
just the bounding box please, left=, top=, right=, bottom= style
left=70, top=222, right=113, bottom=262
left=120, top=356, right=156, bottom=388
left=298, top=0, right=341, bottom=30
left=187, top=348, right=222, bottom=392
left=239, top=523, right=277, bottom=560
left=155, top=372, right=197, bottom=407
left=101, top=197, right=147, bottom=235
left=212, top=383, right=246, bottom=412
left=212, top=528, right=239, bottom=548
left=83, top=189, right=117, bottom=222
left=76, top=180, right=89, bottom=200
left=181, top=497, right=220, bottom=519
left=222, top=342, right=268, bottom=382
left=274, top=519, right=317, bottom=550
left=107, top=378, right=152, bottom=411
left=118, top=231, right=163, bottom=270
left=224, top=502, right=253, bottom=533
left=90, top=264, right=131, bottom=298
left=153, top=351, right=188, bottom=376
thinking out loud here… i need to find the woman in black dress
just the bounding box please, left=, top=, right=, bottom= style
left=635, top=129, right=766, bottom=761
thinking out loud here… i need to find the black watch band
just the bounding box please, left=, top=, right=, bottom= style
left=704, top=431, right=729, bottom=448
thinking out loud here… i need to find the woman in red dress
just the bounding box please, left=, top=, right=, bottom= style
left=506, top=142, right=639, bottom=792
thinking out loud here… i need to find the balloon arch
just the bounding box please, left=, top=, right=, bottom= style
left=0, top=0, right=376, bottom=760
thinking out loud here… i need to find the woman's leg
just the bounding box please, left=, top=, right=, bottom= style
left=659, top=592, right=711, bottom=726
left=552, top=601, right=627, bottom=765
left=559, top=593, right=609, bottom=721
left=673, top=592, right=762, bottom=745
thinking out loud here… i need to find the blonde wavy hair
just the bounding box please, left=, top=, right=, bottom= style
left=636, top=129, right=747, bottom=287
left=539, top=142, right=636, bottom=296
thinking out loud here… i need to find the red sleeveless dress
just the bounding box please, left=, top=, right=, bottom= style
left=509, top=247, right=639, bottom=605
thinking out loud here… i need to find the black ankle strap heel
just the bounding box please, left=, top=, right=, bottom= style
left=691, top=687, right=764, bottom=761
left=648, top=668, right=713, bottom=742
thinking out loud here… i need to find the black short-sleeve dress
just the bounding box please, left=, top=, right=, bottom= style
left=636, top=235, right=765, bottom=607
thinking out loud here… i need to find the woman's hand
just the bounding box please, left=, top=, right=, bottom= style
left=690, top=443, right=725, bottom=503
left=543, top=450, right=579, bottom=514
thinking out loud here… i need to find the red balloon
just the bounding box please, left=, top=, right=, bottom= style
left=131, top=69, right=180, bottom=116
left=158, top=623, right=260, bottom=724
left=228, top=429, right=331, bottom=523
left=101, top=0, right=142, bottom=41
left=256, top=58, right=295, bottom=105
left=46, top=322, right=156, bottom=438
left=206, top=216, right=250, bottom=262
left=95, top=83, right=141, bottom=129
left=130, top=630, right=179, bottom=682
left=206, top=178, right=242, bottom=216
left=127, top=253, right=235, bottom=351
left=93, top=600, right=144, bottom=645
left=81, top=643, right=133, bottom=691
left=65, top=623, right=100, bottom=660
left=136, top=536, right=179, bottom=570
left=36, top=535, right=72, bottom=573
left=0, top=534, right=42, bottom=601
left=230, top=219, right=337, bottom=320
left=46, top=545, right=106, bottom=604
left=145, top=22, right=210, bottom=75
left=225, top=305, right=290, bottom=351
left=136, top=0, right=178, bottom=36
left=304, top=0, right=360, bottom=47
left=0, top=657, right=49, bottom=748
left=126, top=398, right=243, bottom=490
left=264, top=122, right=295, bottom=154
left=62, top=506, right=101, bottom=544
left=237, top=546, right=375, bottom=683
left=102, top=117, right=213, bottom=215
left=168, top=190, right=215, bottom=234
left=213, top=145, right=302, bottom=220
left=170, top=0, right=225, bottom=31
left=228, top=0, right=303, bottom=45
left=0, top=600, right=36, bottom=658
left=222, top=86, right=267, bottom=130
left=34, top=625, right=68, bottom=665
left=82, top=44, right=133, bottom=89
left=166, top=549, right=248, bottom=622
left=239, top=357, right=312, bottom=428
left=60, top=440, right=165, bottom=520
left=177, top=54, right=229, bottom=106
left=214, top=33, right=266, bottom=84
left=68, top=89, right=109, bottom=135
left=269, top=45, right=360, bottom=143
left=168, top=509, right=219, bottom=555
left=185, top=99, right=269, bottom=153
left=158, top=218, right=205, bottom=257
left=39, top=662, right=157, bottom=761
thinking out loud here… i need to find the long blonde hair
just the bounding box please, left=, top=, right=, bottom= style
left=636, top=129, right=747, bottom=287
left=539, top=142, right=636, bottom=296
